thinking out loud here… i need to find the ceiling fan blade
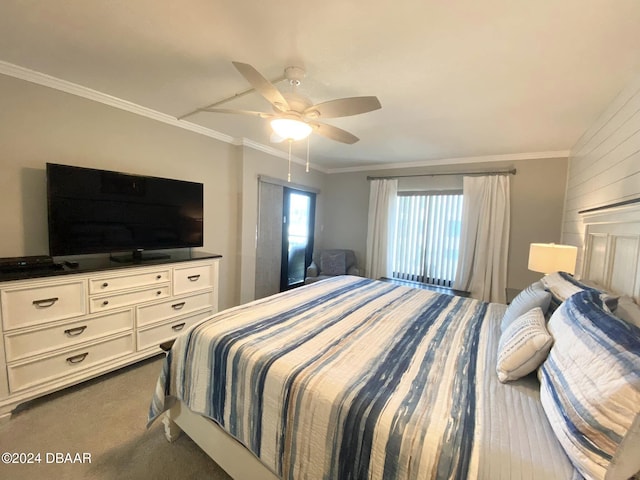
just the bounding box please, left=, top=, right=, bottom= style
left=202, top=107, right=273, bottom=119
left=304, top=96, right=381, bottom=119
left=309, top=122, right=359, bottom=144
left=232, top=61, right=289, bottom=112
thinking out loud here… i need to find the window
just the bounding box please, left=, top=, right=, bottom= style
left=392, top=192, right=463, bottom=287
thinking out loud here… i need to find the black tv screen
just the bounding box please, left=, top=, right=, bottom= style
left=46, top=163, right=204, bottom=257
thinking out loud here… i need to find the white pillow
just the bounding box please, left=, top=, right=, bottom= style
left=542, top=272, right=619, bottom=314
left=496, top=307, right=553, bottom=383
left=500, top=281, right=552, bottom=331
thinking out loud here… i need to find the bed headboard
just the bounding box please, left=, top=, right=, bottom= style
left=580, top=201, right=640, bottom=303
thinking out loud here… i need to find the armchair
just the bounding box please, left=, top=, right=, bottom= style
left=304, top=249, right=360, bottom=284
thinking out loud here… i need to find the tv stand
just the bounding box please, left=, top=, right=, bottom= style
left=0, top=253, right=221, bottom=421
left=110, top=250, right=171, bottom=263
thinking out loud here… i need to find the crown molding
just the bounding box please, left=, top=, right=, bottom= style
left=0, top=60, right=237, bottom=144
left=0, top=60, right=328, bottom=174
left=0, top=60, right=321, bottom=164
left=325, top=150, right=570, bottom=174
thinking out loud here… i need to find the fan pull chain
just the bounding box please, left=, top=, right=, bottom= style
left=306, top=137, right=310, bottom=173
left=287, top=140, right=292, bottom=182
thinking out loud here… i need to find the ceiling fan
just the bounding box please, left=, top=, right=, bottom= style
left=185, top=61, right=382, bottom=144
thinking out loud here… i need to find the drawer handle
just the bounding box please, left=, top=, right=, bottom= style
left=156, top=275, right=162, bottom=280
left=32, top=297, right=59, bottom=308
left=187, top=275, right=200, bottom=282
left=102, top=300, right=109, bottom=306
left=66, top=352, right=89, bottom=364
left=171, top=322, right=186, bottom=331
left=156, top=290, right=162, bottom=295
left=102, top=282, right=109, bottom=288
left=64, top=326, right=87, bottom=337
left=172, top=302, right=186, bottom=310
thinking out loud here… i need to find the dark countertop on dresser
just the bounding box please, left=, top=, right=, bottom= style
left=0, top=250, right=222, bottom=282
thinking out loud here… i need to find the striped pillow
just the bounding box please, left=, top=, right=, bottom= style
left=539, top=290, right=640, bottom=480
left=541, top=271, right=619, bottom=315
left=500, top=281, right=552, bottom=331
left=496, top=307, right=553, bottom=382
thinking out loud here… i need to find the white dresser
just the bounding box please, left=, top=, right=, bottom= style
left=0, top=254, right=220, bottom=420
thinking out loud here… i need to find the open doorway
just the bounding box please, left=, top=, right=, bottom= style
left=280, top=188, right=316, bottom=291
left=255, top=180, right=317, bottom=299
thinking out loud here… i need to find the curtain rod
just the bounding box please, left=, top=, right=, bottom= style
left=366, top=168, right=516, bottom=180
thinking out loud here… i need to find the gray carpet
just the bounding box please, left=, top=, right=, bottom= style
left=0, top=355, right=232, bottom=480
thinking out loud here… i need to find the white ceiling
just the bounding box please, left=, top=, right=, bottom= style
left=1, top=0, right=639, bottom=171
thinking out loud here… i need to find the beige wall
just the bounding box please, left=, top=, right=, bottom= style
left=508, top=158, right=569, bottom=287
left=322, top=157, right=569, bottom=292
left=0, top=74, right=242, bottom=309
left=562, top=73, right=640, bottom=274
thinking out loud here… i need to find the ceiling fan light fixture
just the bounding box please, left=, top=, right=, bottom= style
left=270, top=117, right=312, bottom=141
left=190, top=62, right=380, bottom=145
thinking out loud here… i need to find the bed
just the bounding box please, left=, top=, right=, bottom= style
left=148, top=202, right=640, bottom=480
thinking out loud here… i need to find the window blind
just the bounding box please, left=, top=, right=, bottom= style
left=392, top=192, right=463, bottom=287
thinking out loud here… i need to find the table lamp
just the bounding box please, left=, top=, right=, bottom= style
left=528, top=243, right=578, bottom=275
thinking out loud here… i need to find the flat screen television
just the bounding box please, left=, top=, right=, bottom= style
left=46, top=163, right=204, bottom=261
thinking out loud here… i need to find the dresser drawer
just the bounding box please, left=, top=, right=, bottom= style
left=89, top=269, right=170, bottom=294
left=89, top=285, right=170, bottom=313
left=137, top=290, right=214, bottom=327
left=4, top=309, right=133, bottom=363
left=137, top=310, right=212, bottom=351
left=7, top=333, right=135, bottom=393
left=174, top=263, right=214, bottom=295
left=1, top=280, right=86, bottom=331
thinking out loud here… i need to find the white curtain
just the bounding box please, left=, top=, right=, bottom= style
left=453, top=175, right=510, bottom=303
left=366, top=179, right=398, bottom=279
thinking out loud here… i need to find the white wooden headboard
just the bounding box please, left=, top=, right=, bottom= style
left=581, top=201, right=640, bottom=302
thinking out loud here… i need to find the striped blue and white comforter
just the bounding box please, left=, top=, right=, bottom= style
left=148, top=276, right=578, bottom=480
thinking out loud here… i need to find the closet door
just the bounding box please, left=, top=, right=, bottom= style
left=255, top=182, right=283, bottom=299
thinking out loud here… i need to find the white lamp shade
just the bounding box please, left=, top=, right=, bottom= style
left=528, top=243, right=578, bottom=274
left=270, top=118, right=312, bottom=141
